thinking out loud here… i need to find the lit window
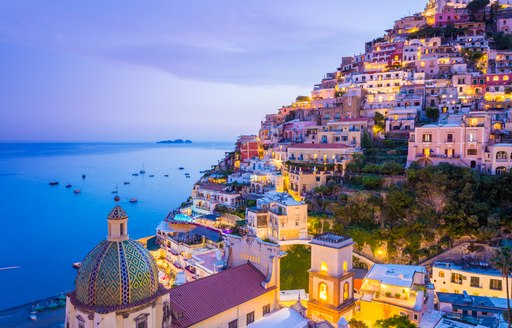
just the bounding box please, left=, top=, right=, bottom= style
left=343, top=261, right=348, bottom=273
left=504, top=75, right=510, bottom=81
left=321, top=261, right=328, bottom=273
left=493, top=76, right=500, bottom=82
left=439, top=271, right=445, bottom=277
left=319, top=283, right=328, bottom=301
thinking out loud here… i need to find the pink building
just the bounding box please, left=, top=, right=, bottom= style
left=407, top=115, right=491, bottom=170
left=434, top=6, right=469, bottom=27
left=497, top=10, right=512, bottom=34
left=281, top=120, right=315, bottom=143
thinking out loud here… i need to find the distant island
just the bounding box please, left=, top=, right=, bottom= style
left=157, top=139, right=192, bottom=144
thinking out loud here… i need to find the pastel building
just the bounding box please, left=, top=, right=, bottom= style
left=407, top=115, right=491, bottom=170
left=246, top=191, right=308, bottom=242
left=433, top=262, right=512, bottom=298
left=284, top=165, right=336, bottom=199
left=287, top=143, right=359, bottom=166
left=497, top=9, right=512, bottom=34
left=357, top=264, right=430, bottom=327
left=65, top=206, right=172, bottom=328
left=485, top=143, right=512, bottom=174
left=307, top=234, right=356, bottom=325
left=237, top=135, right=261, bottom=162
left=191, top=183, right=241, bottom=215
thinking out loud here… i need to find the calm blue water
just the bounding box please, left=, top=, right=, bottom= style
left=0, top=142, right=231, bottom=310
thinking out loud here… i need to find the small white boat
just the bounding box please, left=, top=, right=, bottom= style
left=73, top=189, right=81, bottom=194
left=129, top=198, right=138, bottom=203
left=72, top=262, right=81, bottom=269
left=29, top=314, right=37, bottom=321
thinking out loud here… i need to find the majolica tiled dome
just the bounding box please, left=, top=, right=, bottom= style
left=75, top=207, right=159, bottom=307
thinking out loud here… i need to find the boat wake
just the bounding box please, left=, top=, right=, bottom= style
left=0, top=266, right=20, bottom=271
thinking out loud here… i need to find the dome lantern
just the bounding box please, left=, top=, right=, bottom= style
left=107, top=205, right=129, bottom=241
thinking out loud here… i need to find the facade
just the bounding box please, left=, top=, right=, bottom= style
left=246, top=191, right=308, bottom=242
left=65, top=206, right=172, bottom=328
left=237, top=135, right=261, bottom=162
left=191, top=183, right=241, bottom=215
left=432, top=262, right=512, bottom=298
left=287, top=143, right=358, bottom=166
left=307, top=234, right=356, bottom=325
left=357, top=264, right=430, bottom=327
left=407, top=115, right=491, bottom=170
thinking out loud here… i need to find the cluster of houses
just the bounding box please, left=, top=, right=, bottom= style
left=147, top=0, right=512, bottom=327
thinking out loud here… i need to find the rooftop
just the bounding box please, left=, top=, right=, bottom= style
left=247, top=308, right=309, bottom=328
left=365, top=264, right=427, bottom=288
left=170, top=263, right=275, bottom=328
left=433, top=262, right=502, bottom=278
left=288, top=143, right=350, bottom=150
left=437, top=292, right=511, bottom=312
left=311, top=233, right=353, bottom=249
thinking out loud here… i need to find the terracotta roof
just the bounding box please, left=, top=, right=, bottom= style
left=170, top=263, right=274, bottom=328
left=288, top=143, right=350, bottom=149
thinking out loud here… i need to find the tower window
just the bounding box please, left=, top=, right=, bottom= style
left=321, top=261, right=328, bottom=273
left=319, top=283, right=328, bottom=301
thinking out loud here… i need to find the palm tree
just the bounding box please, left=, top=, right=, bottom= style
left=491, top=246, right=512, bottom=328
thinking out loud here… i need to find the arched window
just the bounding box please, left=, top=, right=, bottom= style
left=343, top=261, right=348, bottom=273
left=343, top=282, right=350, bottom=301
left=497, top=151, right=508, bottom=161
left=320, top=261, right=328, bottom=273
left=319, top=282, right=328, bottom=301
left=496, top=167, right=507, bottom=175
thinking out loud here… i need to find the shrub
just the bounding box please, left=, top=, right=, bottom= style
left=395, top=293, right=401, bottom=299
left=362, top=176, right=382, bottom=190
left=385, top=292, right=392, bottom=297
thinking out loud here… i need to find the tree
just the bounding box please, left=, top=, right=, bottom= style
left=349, top=319, right=369, bottom=328
left=467, top=0, right=490, bottom=12
left=491, top=246, right=512, bottom=328
left=374, top=112, right=386, bottom=133
left=376, top=315, right=417, bottom=328
left=425, top=107, right=439, bottom=123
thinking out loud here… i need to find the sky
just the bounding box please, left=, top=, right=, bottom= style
left=0, top=0, right=426, bottom=142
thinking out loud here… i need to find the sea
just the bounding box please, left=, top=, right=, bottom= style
left=0, top=142, right=232, bottom=310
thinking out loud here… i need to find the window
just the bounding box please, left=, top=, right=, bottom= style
left=451, top=273, right=463, bottom=284
left=439, top=271, right=445, bottom=278
left=497, top=151, right=508, bottom=160
left=263, top=304, right=271, bottom=315
left=343, top=282, right=349, bottom=301
left=422, top=134, right=432, bottom=142
left=496, top=167, right=508, bottom=175
left=134, top=314, right=149, bottom=328
left=319, top=283, right=328, bottom=301
left=470, top=276, right=480, bottom=288
left=246, top=311, right=255, bottom=325
left=343, top=261, right=348, bottom=273
left=467, top=149, right=477, bottom=156
left=228, top=319, right=238, bottom=328
left=120, top=223, right=124, bottom=235
left=321, top=261, right=328, bottom=273
left=446, top=134, right=453, bottom=142
left=490, top=279, right=503, bottom=290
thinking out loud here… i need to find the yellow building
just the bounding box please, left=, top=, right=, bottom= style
left=357, top=264, right=431, bottom=327
left=307, top=233, right=356, bottom=325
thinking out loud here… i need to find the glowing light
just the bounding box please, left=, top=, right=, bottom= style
left=321, top=261, right=328, bottom=273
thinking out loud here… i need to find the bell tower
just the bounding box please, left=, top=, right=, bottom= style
left=307, top=233, right=356, bottom=324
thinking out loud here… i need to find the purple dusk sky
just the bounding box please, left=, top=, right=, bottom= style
left=0, top=0, right=425, bottom=142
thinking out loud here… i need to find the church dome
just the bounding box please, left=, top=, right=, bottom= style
left=74, top=207, right=159, bottom=308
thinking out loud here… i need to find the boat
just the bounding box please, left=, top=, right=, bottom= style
left=49, top=181, right=59, bottom=186
left=178, top=167, right=184, bottom=170
left=82, top=174, right=86, bottom=179
left=185, top=175, right=191, bottom=178
left=129, top=198, right=138, bottom=203
left=123, top=182, right=130, bottom=185
left=112, top=185, right=119, bottom=194
left=149, top=175, right=154, bottom=177
left=164, top=174, right=169, bottom=177
left=29, top=314, right=37, bottom=321
left=139, top=164, right=146, bottom=174
left=65, top=184, right=72, bottom=188
left=72, top=262, right=81, bottom=269
left=132, top=173, right=139, bottom=176
left=73, top=189, right=81, bottom=194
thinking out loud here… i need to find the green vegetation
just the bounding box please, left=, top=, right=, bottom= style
left=376, top=315, right=417, bottom=328
left=349, top=319, right=369, bottom=328
left=425, top=107, right=440, bottom=123
left=295, top=95, right=310, bottom=102
left=329, top=164, right=512, bottom=263
left=280, top=245, right=311, bottom=291
left=494, top=32, right=512, bottom=50
left=467, top=0, right=490, bottom=13
left=373, top=112, right=386, bottom=133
